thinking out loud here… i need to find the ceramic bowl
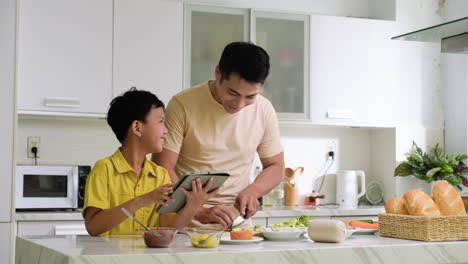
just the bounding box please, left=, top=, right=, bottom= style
left=183, top=227, right=224, bottom=248
left=142, top=227, right=178, bottom=248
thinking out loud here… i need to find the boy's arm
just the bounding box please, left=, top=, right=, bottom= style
left=84, top=184, right=173, bottom=236
left=159, top=178, right=219, bottom=229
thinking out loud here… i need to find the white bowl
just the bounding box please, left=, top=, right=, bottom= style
left=261, top=231, right=305, bottom=241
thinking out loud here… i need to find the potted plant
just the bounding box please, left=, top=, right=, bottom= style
left=394, top=142, right=468, bottom=189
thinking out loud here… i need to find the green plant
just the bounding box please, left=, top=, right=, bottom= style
left=394, top=141, right=468, bottom=189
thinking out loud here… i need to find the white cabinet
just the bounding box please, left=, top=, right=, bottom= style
left=113, top=0, right=183, bottom=105
left=17, top=0, right=113, bottom=115
left=0, top=0, right=15, bottom=224
left=0, top=223, right=12, bottom=264
left=17, top=221, right=87, bottom=236
left=185, top=5, right=309, bottom=119
left=252, top=11, right=310, bottom=120
left=185, top=5, right=249, bottom=89
left=309, top=15, right=398, bottom=127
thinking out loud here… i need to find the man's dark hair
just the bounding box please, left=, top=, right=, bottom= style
left=218, top=41, right=270, bottom=83
left=107, top=87, right=165, bottom=143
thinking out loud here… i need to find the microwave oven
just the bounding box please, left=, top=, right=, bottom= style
left=16, top=165, right=90, bottom=210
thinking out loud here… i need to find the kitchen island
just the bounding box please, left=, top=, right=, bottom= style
left=16, top=233, right=468, bottom=264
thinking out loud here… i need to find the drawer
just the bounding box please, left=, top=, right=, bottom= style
left=18, top=221, right=87, bottom=236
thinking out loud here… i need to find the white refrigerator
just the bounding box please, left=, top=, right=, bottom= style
left=0, top=0, right=17, bottom=263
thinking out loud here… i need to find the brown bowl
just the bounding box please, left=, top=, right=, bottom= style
left=142, top=227, right=177, bottom=248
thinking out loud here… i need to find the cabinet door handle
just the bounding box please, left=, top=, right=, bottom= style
left=327, top=109, right=353, bottom=119
left=44, top=97, right=80, bottom=108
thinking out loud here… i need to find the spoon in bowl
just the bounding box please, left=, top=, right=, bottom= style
left=121, top=208, right=161, bottom=237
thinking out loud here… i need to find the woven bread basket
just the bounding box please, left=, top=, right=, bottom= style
left=379, top=213, right=468, bottom=242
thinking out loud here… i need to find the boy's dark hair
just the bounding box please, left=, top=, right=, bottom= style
left=107, top=87, right=164, bottom=143
left=218, top=41, right=270, bottom=84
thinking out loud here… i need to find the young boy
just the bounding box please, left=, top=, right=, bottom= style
left=83, top=88, right=218, bottom=236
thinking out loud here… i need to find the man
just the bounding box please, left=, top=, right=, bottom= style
left=152, top=41, right=284, bottom=227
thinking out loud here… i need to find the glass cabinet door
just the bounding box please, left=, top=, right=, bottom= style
left=184, top=5, right=249, bottom=88
left=252, top=11, right=309, bottom=120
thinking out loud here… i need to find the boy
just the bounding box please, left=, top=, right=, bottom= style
left=83, top=88, right=218, bottom=236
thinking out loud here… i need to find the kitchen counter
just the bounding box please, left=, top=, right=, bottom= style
left=16, top=233, right=468, bottom=264
left=15, top=205, right=384, bottom=221
left=255, top=205, right=384, bottom=217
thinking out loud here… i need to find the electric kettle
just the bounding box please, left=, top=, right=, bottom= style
left=335, top=170, right=366, bottom=208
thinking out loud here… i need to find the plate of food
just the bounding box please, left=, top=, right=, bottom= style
left=255, top=216, right=310, bottom=241
left=261, top=230, right=306, bottom=241
left=341, top=220, right=379, bottom=236
left=220, top=236, right=263, bottom=244
left=349, top=228, right=378, bottom=235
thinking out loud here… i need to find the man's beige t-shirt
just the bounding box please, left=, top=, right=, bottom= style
left=163, top=82, right=282, bottom=206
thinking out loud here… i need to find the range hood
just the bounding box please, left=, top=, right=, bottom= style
left=392, top=16, right=468, bottom=54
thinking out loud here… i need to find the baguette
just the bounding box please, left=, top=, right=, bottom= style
left=432, top=181, right=466, bottom=216
left=403, top=189, right=441, bottom=216
left=385, top=197, right=409, bottom=215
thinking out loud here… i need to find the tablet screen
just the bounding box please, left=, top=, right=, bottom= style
left=156, top=171, right=229, bottom=214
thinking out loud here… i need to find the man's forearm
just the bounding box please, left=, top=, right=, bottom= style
left=249, top=161, right=284, bottom=198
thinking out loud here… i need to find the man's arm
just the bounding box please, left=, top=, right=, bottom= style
left=152, top=149, right=179, bottom=183
left=235, top=152, right=285, bottom=219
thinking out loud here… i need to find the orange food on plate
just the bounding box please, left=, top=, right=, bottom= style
left=230, top=230, right=253, bottom=240
left=341, top=220, right=379, bottom=229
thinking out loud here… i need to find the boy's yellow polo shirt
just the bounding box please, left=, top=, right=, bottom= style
left=83, top=149, right=171, bottom=236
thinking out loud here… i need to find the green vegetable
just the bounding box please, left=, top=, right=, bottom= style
left=273, top=215, right=311, bottom=227
left=253, top=225, right=263, bottom=231
left=394, top=141, right=468, bottom=189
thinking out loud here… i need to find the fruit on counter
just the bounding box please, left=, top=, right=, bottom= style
left=191, top=234, right=219, bottom=248
left=404, top=189, right=441, bottom=216
left=341, top=220, right=379, bottom=229
left=432, top=181, right=466, bottom=216
left=384, top=183, right=466, bottom=217
left=385, top=197, right=409, bottom=215
left=143, top=229, right=175, bottom=248
left=230, top=229, right=253, bottom=240
left=273, top=215, right=310, bottom=227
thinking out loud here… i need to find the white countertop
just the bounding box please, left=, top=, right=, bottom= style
left=16, top=233, right=468, bottom=264
left=255, top=205, right=384, bottom=217
left=15, top=205, right=384, bottom=221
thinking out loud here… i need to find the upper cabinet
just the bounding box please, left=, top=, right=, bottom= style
left=252, top=11, right=310, bottom=120
left=113, top=0, right=183, bottom=105
left=186, top=5, right=310, bottom=120
left=184, top=5, right=249, bottom=89
left=308, top=15, right=398, bottom=127
left=17, top=0, right=113, bottom=116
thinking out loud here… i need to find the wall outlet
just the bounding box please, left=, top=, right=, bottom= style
left=27, top=136, right=40, bottom=158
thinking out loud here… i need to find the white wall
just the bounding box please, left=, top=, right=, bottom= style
left=279, top=125, right=373, bottom=204
left=17, top=118, right=118, bottom=166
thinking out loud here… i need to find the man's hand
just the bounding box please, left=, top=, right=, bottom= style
left=194, top=205, right=236, bottom=228
left=234, top=188, right=260, bottom=219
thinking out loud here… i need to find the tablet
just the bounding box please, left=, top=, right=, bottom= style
left=156, top=171, right=229, bottom=214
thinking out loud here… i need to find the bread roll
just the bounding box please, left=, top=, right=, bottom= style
left=403, top=189, right=441, bottom=216
left=385, top=197, right=409, bottom=215
left=308, top=219, right=347, bottom=243
left=432, top=181, right=466, bottom=216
